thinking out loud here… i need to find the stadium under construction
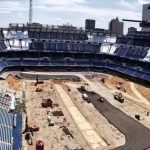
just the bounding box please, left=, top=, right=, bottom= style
left=0, top=2, right=150, bottom=150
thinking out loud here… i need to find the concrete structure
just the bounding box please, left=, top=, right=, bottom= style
left=142, top=3, right=150, bottom=31
left=85, top=19, right=96, bottom=30
left=142, top=4, right=150, bottom=22
left=109, top=17, right=124, bottom=35
left=128, top=27, right=137, bottom=33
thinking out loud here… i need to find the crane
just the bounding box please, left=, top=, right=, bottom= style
left=29, top=0, right=33, bottom=24
left=122, top=19, right=150, bottom=28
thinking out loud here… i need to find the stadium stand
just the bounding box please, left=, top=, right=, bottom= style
left=0, top=51, right=148, bottom=83
left=0, top=31, right=7, bottom=51
left=0, top=91, right=22, bottom=150
left=114, top=46, right=148, bottom=59
left=29, top=40, right=101, bottom=53
left=0, top=108, right=13, bottom=150
left=116, top=36, right=150, bottom=47
left=0, top=94, right=12, bottom=110
left=0, top=41, right=7, bottom=51
left=28, top=30, right=88, bottom=41
left=0, top=24, right=150, bottom=84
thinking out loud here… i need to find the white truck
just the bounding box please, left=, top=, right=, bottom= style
left=82, top=93, right=90, bottom=103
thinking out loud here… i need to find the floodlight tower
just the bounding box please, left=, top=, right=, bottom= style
left=29, top=0, right=33, bottom=24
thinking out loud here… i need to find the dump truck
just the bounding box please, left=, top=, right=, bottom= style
left=114, top=92, right=124, bottom=103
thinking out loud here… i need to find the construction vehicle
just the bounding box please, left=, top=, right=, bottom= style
left=34, top=75, right=44, bottom=86
left=42, top=99, right=53, bottom=108
left=47, top=115, right=54, bottom=126
left=82, top=93, right=91, bottom=103
left=114, top=92, right=124, bottom=103
left=52, top=108, right=64, bottom=116
left=35, top=88, right=42, bottom=92
left=82, top=93, right=88, bottom=100
left=81, top=86, right=86, bottom=91
left=98, top=97, right=104, bottom=103
left=135, top=114, right=140, bottom=121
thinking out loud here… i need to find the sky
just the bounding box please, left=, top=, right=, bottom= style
left=0, top=0, right=149, bottom=33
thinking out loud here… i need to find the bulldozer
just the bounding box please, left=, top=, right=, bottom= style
left=114, top=92, right=124, bottom=103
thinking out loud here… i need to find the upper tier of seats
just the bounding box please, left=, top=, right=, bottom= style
left=116, top=37, right=150, bottom=47
left=28, top=31, right=88, bottom=41
left=0, top=41, right=7, bottom=51
left=29, top=41, right=101, bottom=53
left=114, top=46, right=148, bottom=59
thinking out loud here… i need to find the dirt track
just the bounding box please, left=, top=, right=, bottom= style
left=78, top=89, right=150, bottom=150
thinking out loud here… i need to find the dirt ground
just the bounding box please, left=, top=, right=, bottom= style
left=1, top=72, right=150, bottom=150
left=5, top=75, right=22, bottom=91
left=102, top=75, right=138, bottom=99
left=24, top=80, right=89, bottom=150
left=92, top=74, right=150, bottom=101
left=135, top=84, right=150, bottom=101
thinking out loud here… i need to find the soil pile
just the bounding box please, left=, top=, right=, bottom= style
left=5, top=75, right=22, bottom=91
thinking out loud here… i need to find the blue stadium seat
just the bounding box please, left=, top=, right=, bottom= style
left=125, top=68, right=135, bottom=75
left=91, top=44, right=100, bottom=53
left=49, top=42, right=56, bottom=51
left=40, top=32, right=47, bottom=39
left=0, top=42, right=7, bottom=50
left=76, top=60, right=91, bottom=66
left=28, top=31, right=35, bottom=38
left=115, top=46, right=148, bottom=59
left=40, top=58, right=50, bottom=66
left=57, top=43, right=62, bottom=51
left=65, top=59, right=75, bottom=66
left=107, top=63, right=120, bottom=69
left=142, top=74, right=150, bottom=81
left=50, top=33, right=57, bottom=39
left=23, top=59, right=39, bottom=66
left=0, top=143, right=12, bottom=150
left=61, top=43, right=67, bottom=51
left=6, top=59, right=21, bottom=66
left=0, top=125, right=12, bottom=143
left=0, top=60, right=8, bottom=70
left=63, top=33, right=69, bottom=40
left=118, top=66, right=126, bottom=73
left=84, top=44, right=91, bottom=52
left=92, top=61, right=106, bottom=67
left=133, top=70, right=145, bottom=78
left=71, top=43, right=79, bottom=52
left=0, top=108, right=13, bottom=126
left=73, top=34, right=79, bottom=41
left=51, top=60, right=65, bottom=66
